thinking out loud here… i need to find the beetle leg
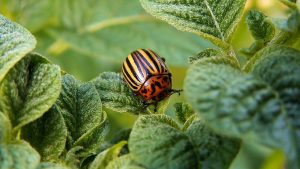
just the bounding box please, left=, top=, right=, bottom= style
left=142, top=100, right=158, bottom=112
left=153, top=101, right=158, bottom=112
left=170, top=89, right=183, bottom=96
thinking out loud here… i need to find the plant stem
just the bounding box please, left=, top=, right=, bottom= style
left=81, top=15, right=155, bottom=33
left=268, top=30, right=300, bottom=47
left=226, top=46, right=241, bottom=69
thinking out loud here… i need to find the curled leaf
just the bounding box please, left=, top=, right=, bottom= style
left=0, top=53, right=61, bottom=133
left=0, top=112, right=11, bottom=143
left=246, top=10, right=275, bottom=42
left=173, top=102, right=194, bottom=124
left=55, top=74, right=108, bottom=158
left=89, top=141, right=127, bottom=169
left=0, top=14, right=36, bottom=82
left=189, top=48, right=222, bottom=64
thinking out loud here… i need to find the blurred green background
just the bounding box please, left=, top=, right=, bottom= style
left=0, top=0, right=295, bottom=168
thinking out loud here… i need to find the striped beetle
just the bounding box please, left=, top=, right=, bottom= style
left=122, top=49, right=182, bottom=111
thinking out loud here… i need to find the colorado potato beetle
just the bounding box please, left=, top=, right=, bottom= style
left=122, top=49, right=182, bottom=110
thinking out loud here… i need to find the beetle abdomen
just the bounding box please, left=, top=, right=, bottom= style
left=139, top=74, right=172, bottom=101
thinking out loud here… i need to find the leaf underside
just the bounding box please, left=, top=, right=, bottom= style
left=140, top=0, right=247, bottom=46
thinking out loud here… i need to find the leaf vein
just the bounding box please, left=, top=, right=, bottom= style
left=204, top=0, right=224, bottom=41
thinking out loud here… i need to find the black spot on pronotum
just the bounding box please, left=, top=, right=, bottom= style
left=163, top=76, right=168, bottom=82
left=155, top=81, right=162, bottom=89
left=141, top=89, right=147, bottom=94
left=151, top=84, right=156, bottom=94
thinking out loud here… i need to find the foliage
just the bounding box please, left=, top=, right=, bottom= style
left=0, top=0, right=212, bottom=81
left=140, top=0, right=246, bottom=48
left=0, top=0, right=300, bottom=169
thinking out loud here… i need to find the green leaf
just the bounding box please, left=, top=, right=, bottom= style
left=184, top=63, right=283, bottom=138
left=21, top=105, right=67, bottom=161
left=140, top=0, right=247, bottom=47
left=55, top=74, right=108, bottom=157
left=147, top=97, right=171, bottom=114
left=189, top=48, right=222, bottom=64
left=188, top=48, right=239, bottom=68
left=251, top=47, right=300, bottom=116
left=109, top=129, right=132, bottom=145
left=243, top=45, right=299, bottom=72
left=0, top=112, right=11, bottom=143
left=193, top=55, right=240, bottom=69
left=37, top=162, right=71, bottom=169
left=73, top=117, right=109, bottom=158
left=173, top=102, right=194, bottom=124
left=0, top=14, right=36, bottom=82
left=272, top=11, right=300, bottom=33
left=64, top=146, right=82, bottom=168
left=102, top=128, right=131, bottom=154
left=3, top=0, right=212, bottom=72
left=181, top=114, right=197, bottom=131
left=0, top=0, right=58, bottom=33
left=251, top=46, right=300, bottom=169
left=41, top=0, right=211, bottom=68
left=185, top=119, right=241, bottom=169
left=246, top=10, right=275, bottom=42
left=260, top=150, right=285, bottom=169
left=89, top=141, right=127, bottom=169
left=184, top=62, right=298, bottom=168
left=0, top=141, right=40, bottom=169
left=106, top=154, right=145, bottom=169
left=240, top=41, right=264, bottom=57
left=242, top=10, right=275, bottom=57
left=279, top=0, right=298, bottom=9
left=47, top=22, right=210, bottom=67
left=91, top=72, right=145, bottom=114
left=97, top=129, right=132, bottom=160
left=0, top=53, right=61, bottom=133
left=0, top=0, right=111, bottom=32
left=129, top=114, right=199, bottom=169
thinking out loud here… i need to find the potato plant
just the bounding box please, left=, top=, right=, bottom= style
left=0, top=0, right=299, bottom=169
